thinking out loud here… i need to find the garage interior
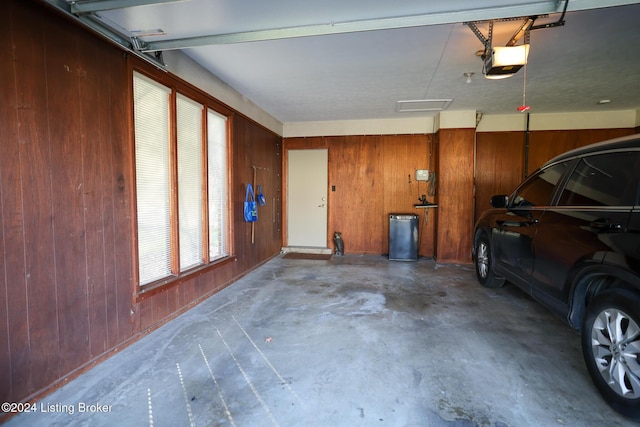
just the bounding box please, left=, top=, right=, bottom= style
left=5, top=255, right=637, bottom=426
left=2, top=0, right=640, bottom=425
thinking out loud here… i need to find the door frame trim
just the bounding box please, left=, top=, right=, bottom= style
left=283, top=147, right=329, bottom=248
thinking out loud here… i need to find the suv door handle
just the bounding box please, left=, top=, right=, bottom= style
left=497, top=218, right=539, bottom=227
left=589, top=220, right=623, bottom=231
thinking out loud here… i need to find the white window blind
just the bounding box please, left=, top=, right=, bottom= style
left=208, top=109, right=228, bottom=260
left=133, top=72, right=172, bottom=284
left=176, top=94, right=204, bottom=271
left=132, top=71, right=230, bottom=287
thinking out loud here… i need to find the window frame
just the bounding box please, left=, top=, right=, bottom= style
left=509, top=162, right=569, bottom=209
left=130, top=64, right=235, bottom=299
left=557, top=152, right=640, bottom=208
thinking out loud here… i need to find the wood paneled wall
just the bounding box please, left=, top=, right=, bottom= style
left=435, top=129, right=475, bottom=264
left=329, top=135, right=385, bottom=254
left=231, top=116, right=283, bottom=272
left=475, top=132, right=526, bottom=223
left=381, top=135, right=437, bottom=257
left=283, top=135, right=436, bottom=257
left=475, top=128, right=635, bottom=221
left=286, top=128, right=636, bottom=263
left=527, top=129, right=634, bottom=172
left=1, top=0, right=135, bottom=403
left=1, top=0, right=281, bottom=409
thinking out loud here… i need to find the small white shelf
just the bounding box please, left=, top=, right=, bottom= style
left=414, top=204, right=438, bottom=223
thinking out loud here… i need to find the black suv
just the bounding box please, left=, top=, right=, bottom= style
left=472, top=134, right=640, bottom=419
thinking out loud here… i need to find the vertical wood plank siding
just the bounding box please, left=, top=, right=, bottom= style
left=474, top=132, right=526, bottom=223
left=436, top=128, right=475, bottom=264
left=0, top=0, right=282, bottom=408
left=475, top=129, right=634, bottom=222
left=527, top=129, right=633, bottom=172
left=283, top=135, right=436, bottom=257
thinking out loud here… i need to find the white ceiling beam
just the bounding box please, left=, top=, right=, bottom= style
left=139, top=0, right=640, bottom=52
left=71, top=0, right=187, bottom=15
left=140, top=3, right=562, bottom=51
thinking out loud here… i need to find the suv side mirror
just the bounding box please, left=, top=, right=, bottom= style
left=490, top=195, right=509, bottom=208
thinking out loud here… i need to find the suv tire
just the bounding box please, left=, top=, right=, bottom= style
left=581, top=289, right=640, bottom=420
left=474, top=232, right=505, bottom=289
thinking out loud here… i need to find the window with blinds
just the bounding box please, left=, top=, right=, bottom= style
left=133, top=72, right=229, bottom=287
left=176, top=94, right=204, bottom=270
left=208, top=109, right=228, bottom=260
left=133, top=73, right=172, bottom=284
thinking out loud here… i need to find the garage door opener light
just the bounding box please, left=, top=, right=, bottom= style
left=465, top=1, right=568, bottom=80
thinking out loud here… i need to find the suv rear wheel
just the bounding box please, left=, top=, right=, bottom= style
left=582, top=289, right=640, bottom=419
left=474, top=232, right=505, bottom=288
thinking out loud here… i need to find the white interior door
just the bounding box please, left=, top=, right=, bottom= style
left=287, top=149, right=328, bottom=247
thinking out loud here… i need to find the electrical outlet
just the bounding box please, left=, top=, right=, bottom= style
left=415, top=170, right=430, bottom=181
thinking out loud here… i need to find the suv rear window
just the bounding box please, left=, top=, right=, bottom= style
left=558, top=151, right=640, bottom=207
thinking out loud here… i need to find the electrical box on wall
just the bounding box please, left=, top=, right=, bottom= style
left=415, top=169, right=430, bottom=181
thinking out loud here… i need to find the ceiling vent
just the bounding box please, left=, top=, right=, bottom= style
left=396, top=99, right=452, bottom=113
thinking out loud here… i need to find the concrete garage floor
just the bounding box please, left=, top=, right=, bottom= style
left=5, top=255, right=637, bottom=427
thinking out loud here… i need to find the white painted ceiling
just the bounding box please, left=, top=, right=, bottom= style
left=56, top=0, right=640, bottom=123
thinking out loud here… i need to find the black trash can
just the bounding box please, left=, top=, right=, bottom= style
left=388, top=214, right=418, bottom=261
